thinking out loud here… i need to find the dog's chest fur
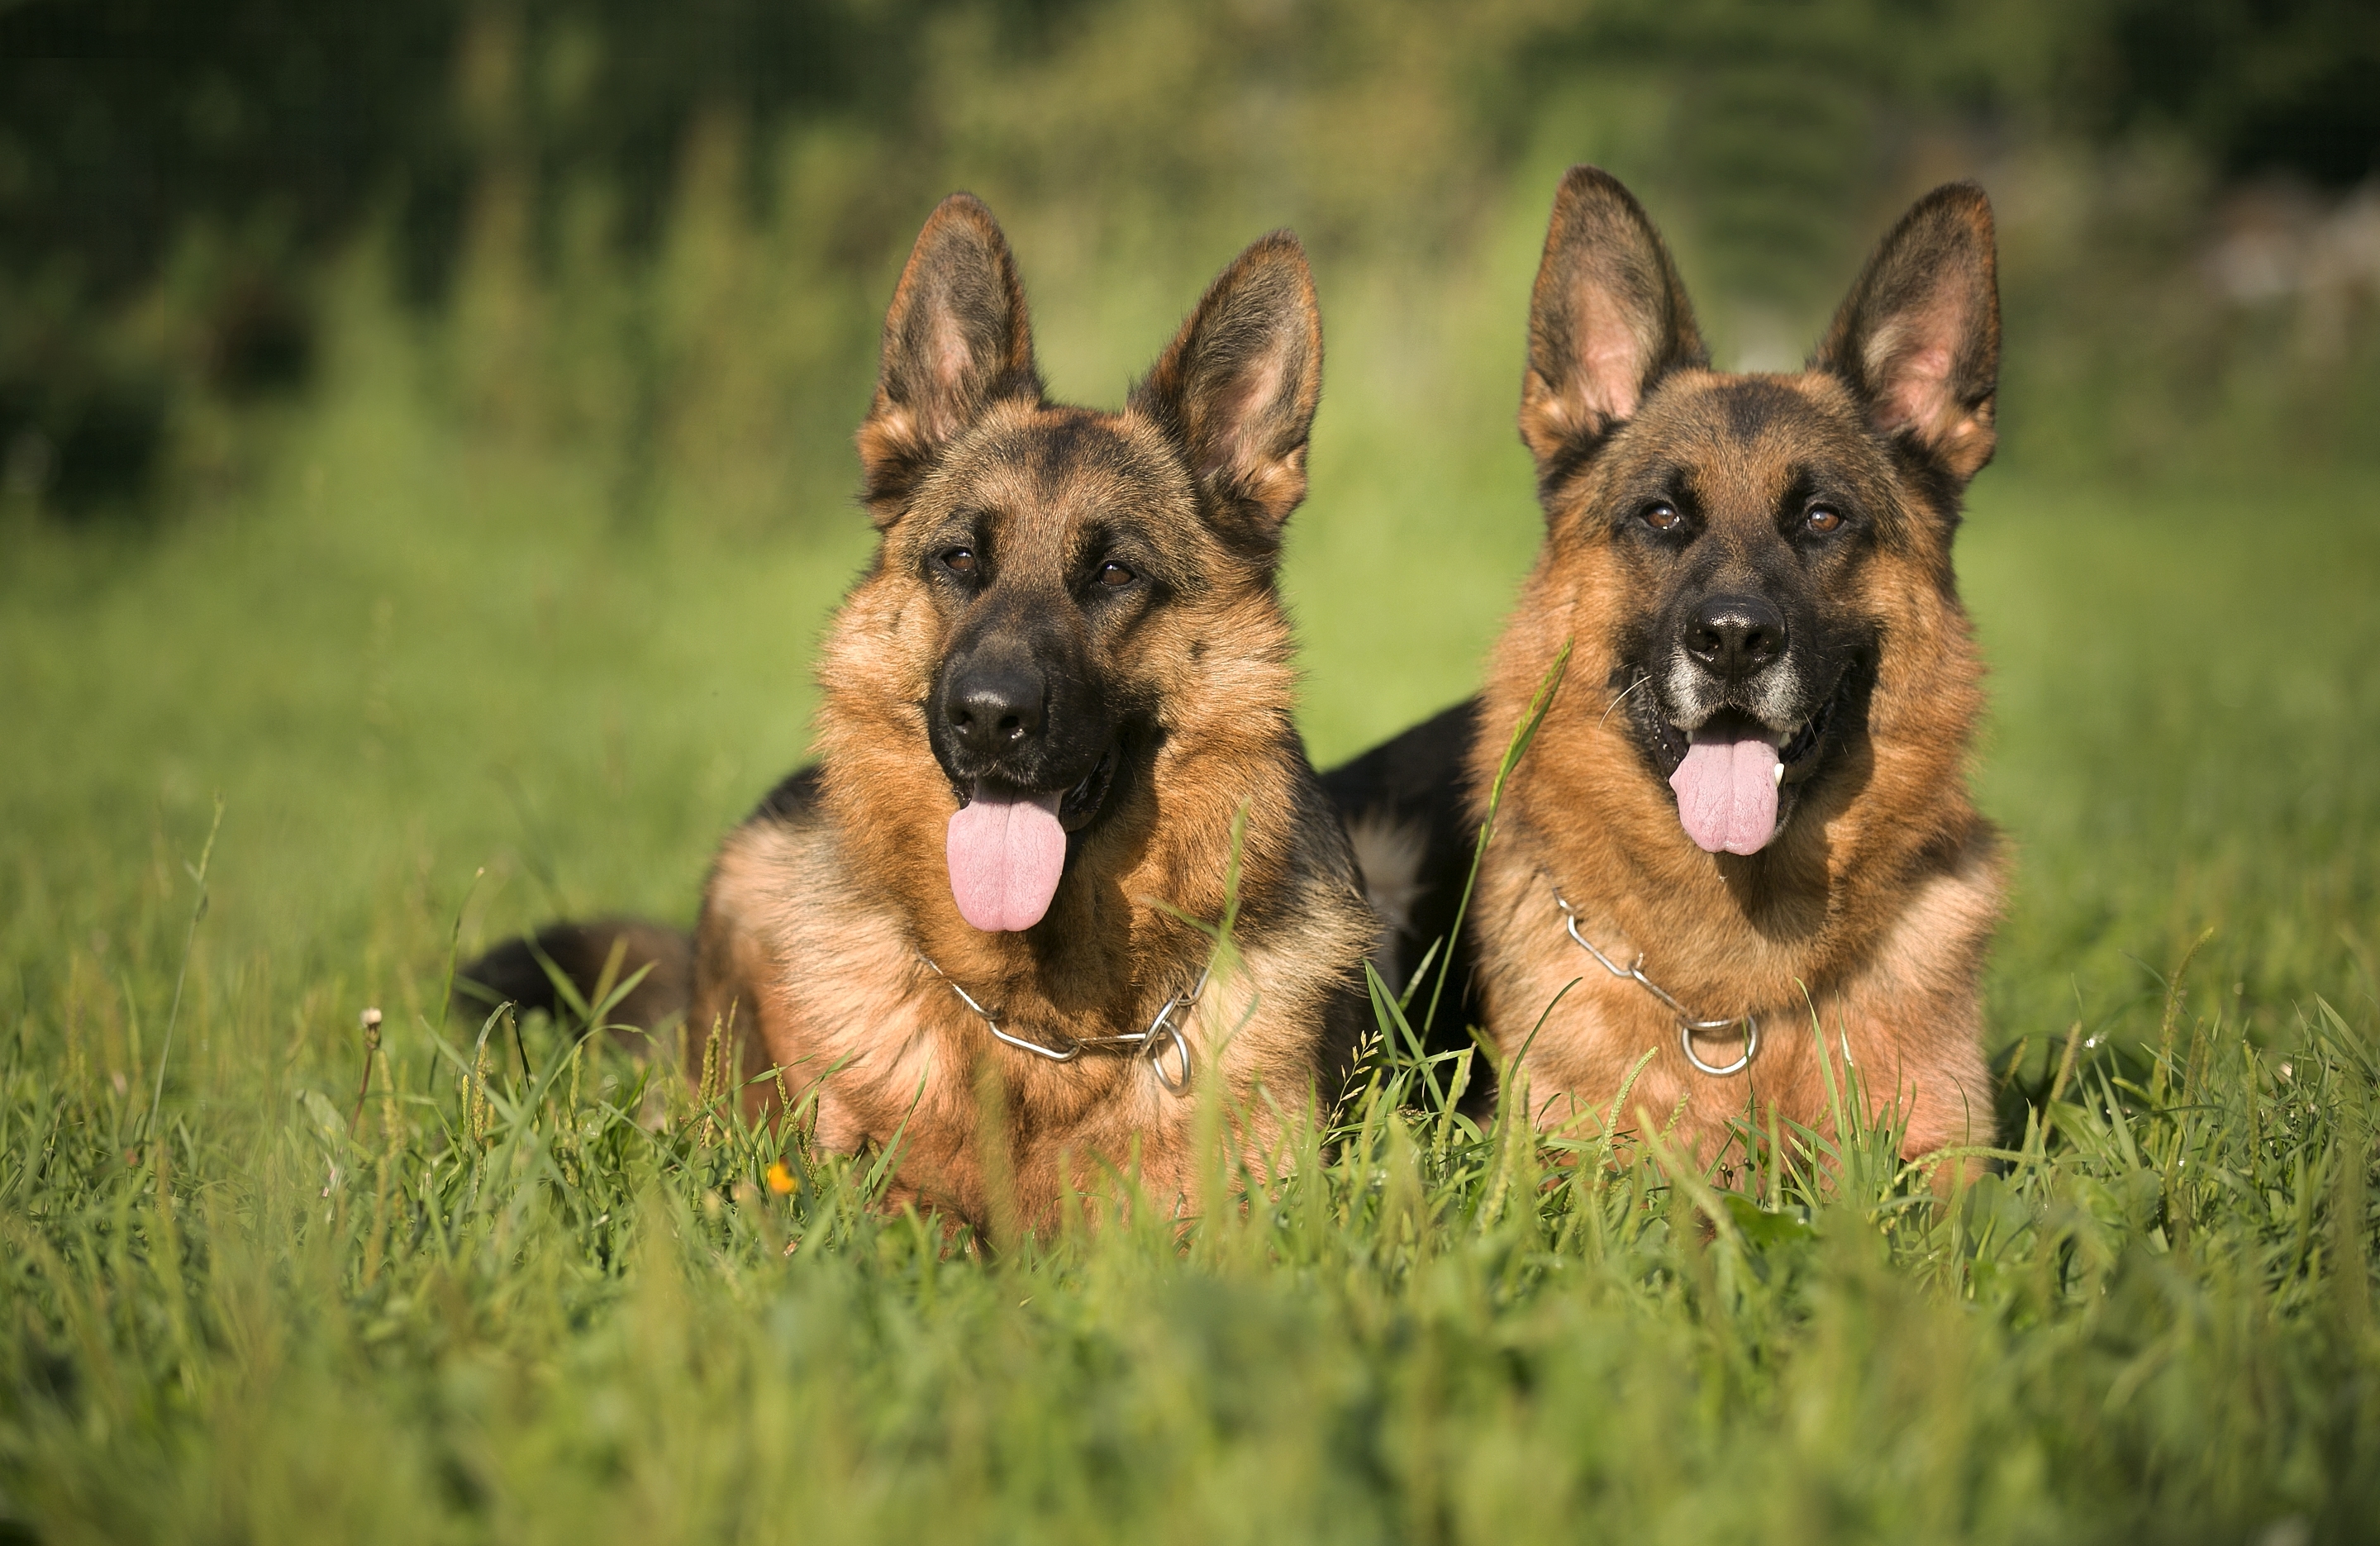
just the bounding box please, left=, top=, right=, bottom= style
left=698, top=776, right=1372, bottom=1230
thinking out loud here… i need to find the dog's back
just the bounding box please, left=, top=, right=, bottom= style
left=454, top=767, right=823, bottom=1045
left=1320, top=698, right=1483, bottom=1058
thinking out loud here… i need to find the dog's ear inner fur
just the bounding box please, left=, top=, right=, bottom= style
left=1814, top=181, right=2001, bottom=488
left=858, top=193, right=1044, bottom=524
left=1517, top=165, right=1706, bottom=483
left=1130, top=231, right=1323, bottom=554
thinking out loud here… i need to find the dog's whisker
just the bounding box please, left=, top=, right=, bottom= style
left=1597, top=674, right=1649, bottom=730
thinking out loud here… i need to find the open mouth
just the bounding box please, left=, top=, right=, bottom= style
left=1632, top=668, right=1847, bottom=783
left=1055, top=742, right=1120, bottom=832
left=1773, top=685, right=1840, bottom=783
left=1628, top=668, right=1854, bottom=856
left=942, top=740, right=1124, bottom=934
left=946, top=740, right=1121, bottom=835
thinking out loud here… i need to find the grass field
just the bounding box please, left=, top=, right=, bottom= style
left=3, top=259, right=2378, bottom=1544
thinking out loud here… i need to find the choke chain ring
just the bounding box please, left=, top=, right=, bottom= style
left=1550, top=892, right=1759, bottom=1077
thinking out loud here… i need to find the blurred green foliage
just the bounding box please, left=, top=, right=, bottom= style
left=4, top=0, right=2373, bottom=301
left=3, top=0, right=2378, bottom=521
left=2087, top=0, right=2380, bottom=187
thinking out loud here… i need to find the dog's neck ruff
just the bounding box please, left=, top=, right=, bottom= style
left=1549, top=891, right=1762, bottom=1077
left=916, top=953, right=1205, bottom=1095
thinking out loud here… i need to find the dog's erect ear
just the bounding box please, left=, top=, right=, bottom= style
left=1814, top=183, right=2000, bottom=488
left=857, top=193, right=1043, bottom=523
left=1518, top=166, right=1706, bottom=483
left=1130, top=231, right=1322, bottom=553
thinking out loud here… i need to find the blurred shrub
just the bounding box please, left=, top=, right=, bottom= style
left=2081, top=0, right=2380, bottom=188
left=1, top=0, right=2375, bottom=525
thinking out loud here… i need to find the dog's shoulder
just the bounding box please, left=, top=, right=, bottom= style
left=746, top=763, right=826, bottom=829
left=1318, top=697, right=1488, bottom=1057
left=699, top=763, right=837, bottom=963
left=1322, top=699, right=1481, bottom=925
left=1321, top=698, right=1481, bottom=826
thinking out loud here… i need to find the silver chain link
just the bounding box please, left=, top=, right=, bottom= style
left=1549, top=891, right=1759, bottom=1077
left=916, top=954, right=1204, bottom=1094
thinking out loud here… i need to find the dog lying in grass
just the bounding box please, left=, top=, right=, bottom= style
left=464, top=193, right=1376, bottom=1234
left=1328, top=168, right=2005, bottom=1177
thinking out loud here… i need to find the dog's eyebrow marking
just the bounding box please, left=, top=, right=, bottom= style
left=1775, top=465, right=1821, bottom=520
left=1607, top=465, right=1695, bottom=530
left=1069, top=516, right=1125, bottom=568
left=933, top=507, right=997, bottom=555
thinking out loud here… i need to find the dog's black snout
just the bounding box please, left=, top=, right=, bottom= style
left=1683, top=594, right=1787, bottom=678
left=944, top=659, right=1047, bottom=758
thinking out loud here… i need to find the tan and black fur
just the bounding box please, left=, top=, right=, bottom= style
left=1326, top=169, right=2004, bottom=1170
left=468, top=194, right=1377, bottom=1233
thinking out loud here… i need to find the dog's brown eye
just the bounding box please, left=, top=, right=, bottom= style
left=940, top=548, right=978, bottom=575
left=1805, top=506, right=1843, bottom=534
left=1642, top=502, right=1683, bottom=531
left=1097, top=561, right=1135, bottom=587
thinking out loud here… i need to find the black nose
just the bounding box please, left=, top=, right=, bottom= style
left=1683, top=594, right=1787, bottom=679
left=943, top=657, right=1046, bottom=759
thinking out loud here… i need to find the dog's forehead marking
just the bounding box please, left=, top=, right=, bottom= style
left=937, top=409, right=1192, bottom=578
left=1630, top=373, right=1887, bottom=538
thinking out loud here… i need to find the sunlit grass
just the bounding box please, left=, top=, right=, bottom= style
left=3, top=854, right=2373, bottom=1541
left=2, top=264, right=2378, bottom=1543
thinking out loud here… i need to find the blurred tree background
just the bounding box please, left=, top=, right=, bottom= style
left=2, top=0, right=2376, bottom=532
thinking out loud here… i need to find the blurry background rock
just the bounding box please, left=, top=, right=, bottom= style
left=0, top=0, right=2374, bottom=530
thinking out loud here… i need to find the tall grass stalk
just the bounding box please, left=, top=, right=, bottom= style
left=141, top=792, right=221, bottom=1147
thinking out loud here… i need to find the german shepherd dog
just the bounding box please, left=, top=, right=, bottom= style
left=465, top=194, right=1377, bottom=1232
left=1326, top=168, right=2003, bottom=1172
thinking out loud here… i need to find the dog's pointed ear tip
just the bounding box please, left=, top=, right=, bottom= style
left=1554, top=162, right=1623, bottom=196
left=916, top=191, right=1013, bottom=253
left=1550, top=164, right=1649, bottom=220
left=1910, top=180, right=1997, bottom=236
left=928, top=189, right=993, bottom=221
left=1226, top=230, right=1317, bottom=291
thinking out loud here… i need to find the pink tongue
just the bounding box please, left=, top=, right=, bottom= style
left=945, top=787, right=1068, bottom=932
left=1668, top=735, right=1782, bottom=855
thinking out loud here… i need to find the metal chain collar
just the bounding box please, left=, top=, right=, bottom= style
left=916, top=954, right=1205, bottom=1095
left=1549, top=891, right=1760, bottom=1077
